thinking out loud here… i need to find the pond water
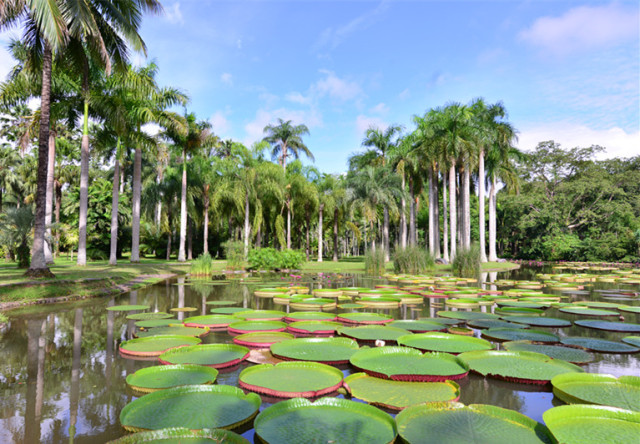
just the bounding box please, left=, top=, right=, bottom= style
left=0, top=266, right=638, bottom=443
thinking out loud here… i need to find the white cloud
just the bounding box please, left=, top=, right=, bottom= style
left=244, top=108, right=323, bottom=147
left=163, top=2, right=184, bottom=25
left=355, top=115, right=387, bottom=136
left=209, top=111, right=231, bottom=138
left=220, top=72, right=233, bottom=85
left=517, top=122, right=640, bottom=159
left=519, top=3, right=639, bottom=56
left=398, top=88, right=410, bottom=100
left=369, top=102, right=389, bottom=115
left=313, top=70, right=363, bottom=102
left=285, top=91, right=312, bottom=105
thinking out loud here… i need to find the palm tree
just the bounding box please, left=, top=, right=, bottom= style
left=262, top=118, right=313, bottom=170
left=0, top=144, right=19, bottom=213
left=388, top=134, right=419, bottom=250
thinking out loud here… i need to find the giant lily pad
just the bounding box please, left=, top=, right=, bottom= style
left=287, top=321, right=342, bottom=335
left=436, top=311, right=499, bottom=321
left=239, top=361, right=343, bottom=398
left=107, top=304, right=150, bottom=312
left=343, top=372, right=460, bottom=410
left=126, top=312, right=173, bottom=321
left=227, top=321, right=287, bottom=334
left=419, top=317, right=460, bottom=326
left=559, top=307, right=619, bottom=317
left=560, top=337, right=640, bottom=353
left=337, top=325, right=411, bottom=343
left=349, top=346, right=469, bottom=381
left=388, top=319, right=448, bottom=332
left=574, top=319, right=640, bottom=333
left=358, top=296, right=401, bottom=309
left=481, top=328, right=559, bottom=343
left=136, top=326, right=209, bottom=338
left=126, top=364, right=219, bottom=393
left=618, top=305, right=640, bottom=314
left=119, top=385, right=261, bottom=432
left=183, top=315, right=237, bottom=328
left=254, top=397, right=397, bottom=444
left=396, top=402, right=554, bottom=444
left=467, top=319, right=528, bottom=330
left=397, top=333, right=493, bottom=354
left=270, top=337, right=359, bottom=364
left=495, top=307, right=544, bottom=316
left=284, top=312, right=336, bottom=322
left=210, top=307, right=247, bottom=314
left=500, top=316, right=571, bottom=328
left=205, top=300, right=238, bottom=306
left=622, top=336, right=640, bottom=347
left=159, top=343, right=249, bottom=368
left=337, top=312, right=393, bottom=325
left=503, top=341, right=594, bottom=364
left=108, top=427, right=249, bottom=443
left=232, top=331, right=294, bottom=348
left=134, top=319, right=177, bottom=329
left=458, top=350, right=584, bottom=384
left=543, top=405, right=640, bottom=444
left=119, top=335, right=202, bottom=357
left=234, top=310, right=286, bottom=321
left=289, top=297, right=337, bottom=311
left=551, top=373, right=640, bottom=411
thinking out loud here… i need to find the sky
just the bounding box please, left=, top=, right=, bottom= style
left=1, top=0, right=638, bottom=173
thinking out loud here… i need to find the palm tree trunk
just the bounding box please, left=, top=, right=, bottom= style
left=409, top=178, right=416, bottom=246
left=489, top=174, right=498, bottom=261
left=55, top=179, right=61, bottom=257
left=131, top=146, right=142, bottom=262
left=203, top=187, right=210, bottom=255
left=400, top=174, right=406, bottom=249
left=434, top=173, right=441, bottom=258
left=333, top=208, right=339, bottom=262
left=428, top=165, right=435, bottom=255
left=449, top=163, right=457, bottom=261
left=383, top=207, right=390, bottom=262
left=44, top=131, right=55, bottom=264
left=478, top=149, right=487, bottom=262
left=166, top=205, right=172, bottom=260
left=78, top=80, right=90, bottom=266
left=286, top=203, right=291, bottom=249
left=463, top=164, right=471, bottom=249
left=244, top=191, right=250, bottom=259
left=305, top=209, right=310, bottom=261
left=187, top=217, right=193, bottom=260
left=109, top=157, right=120, bottom=265
left=317, top=204, right=324, bottom=262
left=442, top=169, right=449, bottom=262
left=27, top=41, right=53, bottom=277
left=178, top=148, right=187, bottom=262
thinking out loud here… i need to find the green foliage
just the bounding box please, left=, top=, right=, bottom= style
left=0, top=207, right=34, bottom=268
left=223, top=241, right=245, bottom=270
left=452, top=244, right=481, bottom=278
left=393, top=246, right=435, bottom=274
left=190, top=253, right=213, bottom=277
left=0, top=313, right=7, bottom=324
left=247, top=248, right=305, bottom=271
left=364, top=248, right=385, bottom=276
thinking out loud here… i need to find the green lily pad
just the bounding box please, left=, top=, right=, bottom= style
left=234, top=310, right=286, bottom=321
left=349, top=346, right=469, bottom=381
left=227, top=320, right=287, bottom=334
left=232, top=331, right=294, bottom=348
left=495, top=307, right=544, bottom=316
left=239, top=361, right=343, bottom=398
left=136, top=326, right=209, bottom=338
left=107, top=304, right=150, bottom=312
left=503, top=341, right=594, bottom=364
left=336, top=312, right=393, bottom=324
left=618, top=305, right=640, bottom=314
left=337, top=303, right=365, bottom=309
left=159, top=344, right=250, bottom=368
left=343, top=372, right=460, bottom=411
left=107, top=427, right=249, bottom=443
left=337, top=325, right=411, bottom=342
left=396, top=402, right=554, bottom=444
left=497, top=301, right=547, bottom=309
left=543, top=405, right=640, bottom=444
left=622, top=336, right=640, bottom=347
left=500, top=316, right=572, bottom=328
left=574, top=319, right=640, bottom=333
left=436, top=311, right=499, bottom=321
left=126, top=312, right=173, bottom=321
left=210, top=307, right=247, bottom=314
left=560, top=337, right=640, bottom=353
left=290, top=298, right=337, bottom=310
left=119, top=335, right=202, bottom=357
left=397, top=333, right=493, bottom=354
left=284, top=312, right=336, bottom=322
left=170, top=307, right=197, bottom=313
left=119, top=385, right=261, bottom=432
left=126, top=364, right=219, bottom=393
left=551, top=373, right=640, bottom=411
left=458, top=350, right=584, bottom=384
left=559, top=307, right=619, bottom=317
left=467, top=319, right=528, bottom=330
left=134, top=319, right=177, bottom=329
left=286, top=321, right=342, bottom=335
left=270, top=337, right=360, bottom=364
left=388, top=320, right=448, bottom=332
left=419, top=317, right=460, bottom=326
left=481, top=328, right=559, bottom=343
left=205, top=300, right=239, bottom=306
left=183, top=315, right=237, bottom=328
left=254, top=397, right=397, bottom=444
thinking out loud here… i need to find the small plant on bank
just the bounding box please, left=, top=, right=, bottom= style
left=364, top=248, right=385, bottom=275
left=247, top=248, right=306, bottom=271
left=190, top=252, right=214, bottom=277
left=393, top=246, right=435, bottom=274
left=452, top=244, right=481, bottom=278
left=223, top=241, right=245, bottom=270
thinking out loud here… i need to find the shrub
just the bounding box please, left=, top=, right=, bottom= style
left=393, top=246, right=435, bottom=274
left=364, top=248, right=385, bottom=276
left=191, top=252, right=214, bottom=277
left=0, top=207, right=34, bottom=268
left=223, top=241, right=245, bottom=270
left=248, top=248, right=306, bottom=271
left=452, top=244, right=481, bottom=278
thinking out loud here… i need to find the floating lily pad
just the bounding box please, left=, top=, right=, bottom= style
left=126, top=364, right=219, bottom=393
left=551, top=373, right=640, bottom=411
left=136, top=326, right=210, bottom=338
left=183, top=315, right=237, bottom=328
left=119, top=335, right=202, bottom=357
left=170, top=307, right=197, bottom=313
left=467, top=319, right=528, bottom=330
left=495, top=307, right=544, bottom=316
left=134, top=319, right=177, bottom=329
left=622, top=336, right=640, bottom=347
left=234, top=310, right=286, bottom=321
left=458, top=350, right=584, bottom=384
left=119, top=385, right=261, bottom=432
left=343, top=372, right=460, bottom=411
left=337, top=325, right=411, bottom=343
left=419, top=317, right=460, bottom=326
left=227, top=320, right=287, bottom=334
left=481, top=328, right=559, bottom=343
left=543, top=405, right=640, bottom=444
left=497, top=301, right=547, bottom=309
left=350, top=346, right=469, bottom=381
left=287, top=321, right=342, bottom=335
left=560, top=337, right=640, bottom=353
left=618, top=305, right=640, bottom=314
left=159, top=343, right=250, bottom=368
left=337, top=312, right=393, bottom=325
left=337, top=303, right=365, bottom=309
left=559, top=307, right=619, bottom=317
left=270, top=337, right=359, bottom=364
left=398, top=333, right=493, bottom=354
left=205, top=300, right=239, bottom=306
left=108, top=427, right=249, bottom=443
left=210, top=307, right=247, bottom=314
left=396, top=402, right=554, bottom=444
left=239, top=361, right=343, bottom=398
left=436, top=311, right=499, bottom=321
left=289, top=298, right=337, bottom=310
left=126, top=312, right=173, bottom=321
left=284, top=312, right=336, bottom=322
left=500, top=316, right=572, bottom=328
left=232, top=331, right=294, bottom=348
left=503, top=341, right=594, bottom=364
left=254, top=397, right=397, bottom=444
left=387, top=319, right=447, bottom=332
left=107, top=304, right=150, bottom=312
left=574, top=319, right=640, bottom=333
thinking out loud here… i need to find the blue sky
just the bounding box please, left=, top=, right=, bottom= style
left=1, top=1, right=638, bottom=173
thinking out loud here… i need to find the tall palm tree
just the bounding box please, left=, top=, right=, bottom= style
left=262, top=118, right=313, bottom=170
left=388, top=134, right=419, bottom=250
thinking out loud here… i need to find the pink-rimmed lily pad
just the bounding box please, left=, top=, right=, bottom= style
left=337, top=325, right=411, bottom=343
left=107, top=427, right=249, bottom=443
left=286, top=321, right=342, bottom=335
left=388, top=319, right=448, bottom=332
left=158, top=343, right=250, bottom=368
left=232, top=331, right=294, bottom=348
left=227, top=320, right=287, bottom=334
left=560, top=337, right=640, bottom=353
left=337, top=312, right=393, bottom=325
left=397, top=333, right=493, bottom=354
left=551, top=373, right=640, bottom=411
left=503, top=341, right=594, bottom=364
left=125, top=364, right=219, bottom=393
left=234, top=310, right=286, bottom=321
left=183, top=314, right=237, bottom=328
left=283, top=312, right=336, bottom=322
left=119, top=335, right=202, bottom=357
left=481, top=328, right=559, bottom=343
left=270, top=337, right=359, bottom=364
left=574, top=319, right=640, bottom=333
left=135, top=326, right=210, bottom=338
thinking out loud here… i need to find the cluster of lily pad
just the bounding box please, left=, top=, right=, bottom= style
left=105, top=274, right=640, bottom=443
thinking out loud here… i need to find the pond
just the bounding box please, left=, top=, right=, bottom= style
left=0, top=265, right=638, bottom=443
